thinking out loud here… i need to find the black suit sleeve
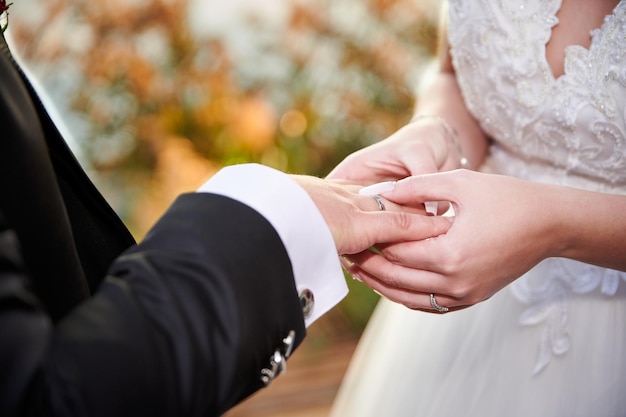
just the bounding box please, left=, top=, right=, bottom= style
left=0, top=193, right=306, bottom=417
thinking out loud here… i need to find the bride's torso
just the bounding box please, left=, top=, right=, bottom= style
left=448, top=0, right=626, bottom=192
left=447, top=0, right=626, bottom=373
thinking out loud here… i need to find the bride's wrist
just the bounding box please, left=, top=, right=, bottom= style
left=409, top=114, right=470, bottom=170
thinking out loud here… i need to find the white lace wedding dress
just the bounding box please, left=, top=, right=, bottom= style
left=330, top=1, right=626, bottom=416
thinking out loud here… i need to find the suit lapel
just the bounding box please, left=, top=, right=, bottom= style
left=0, top=34, right=134, bottom=321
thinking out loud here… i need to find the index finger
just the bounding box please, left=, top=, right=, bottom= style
left=381, top=170, right=469, bottom=206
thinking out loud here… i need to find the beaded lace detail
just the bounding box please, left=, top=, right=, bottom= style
left=448, top=0, right=626, bottom=373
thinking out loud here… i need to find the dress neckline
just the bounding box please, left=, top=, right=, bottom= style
left=544, top=0, right=623, bottom=82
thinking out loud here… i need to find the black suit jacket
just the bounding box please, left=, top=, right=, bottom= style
left=0, top=34, right=306, bottom=417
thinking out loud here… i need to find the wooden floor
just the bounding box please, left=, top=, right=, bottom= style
left=224, top=320, right=360, bottom=417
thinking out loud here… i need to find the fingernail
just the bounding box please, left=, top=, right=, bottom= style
left=424, top=201, right=438, bottom=215
left=340, top=256, right=363, bottom=282
left=359, top=181, right=396, bottom=196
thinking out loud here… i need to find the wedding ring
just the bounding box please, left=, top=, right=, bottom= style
left=373, top=194, right=386, bottom=211
left=430, top=293, right=449, bottom=313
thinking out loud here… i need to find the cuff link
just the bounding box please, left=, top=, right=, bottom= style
left=260, top=330, right=296, bottom=386
left=299, top=288, right=315, bottom=319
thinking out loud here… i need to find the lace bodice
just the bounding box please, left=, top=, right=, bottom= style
left=447, top=0, right=626, bottom=373
left=449, top=0, right=626, bottom=191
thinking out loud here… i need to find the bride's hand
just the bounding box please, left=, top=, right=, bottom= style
left=326, top=117, right=462, bottom=185
left=343, top=170, right=561, bottom=312
left=291, top=175, right=452, bottom=256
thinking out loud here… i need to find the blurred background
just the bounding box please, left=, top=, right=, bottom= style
left=6, top=0, right=440, bottom=414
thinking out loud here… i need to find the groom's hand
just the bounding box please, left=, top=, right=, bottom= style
left=291, top=175, right=452, bottom=256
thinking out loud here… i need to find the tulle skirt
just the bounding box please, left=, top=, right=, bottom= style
left=329, top=278, right=626, bottom=417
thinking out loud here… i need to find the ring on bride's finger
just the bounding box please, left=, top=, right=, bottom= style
left=430, top=293, right=449, bottom=313
left=373, top=194, right=386, bottom=211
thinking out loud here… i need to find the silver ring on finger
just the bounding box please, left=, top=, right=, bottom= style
left=430, top=293, right=449, bottom=313
left=373, top=194, right=386, bottom=211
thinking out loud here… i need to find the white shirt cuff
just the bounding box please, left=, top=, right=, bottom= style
left=197, top=163, right=348, bottom=326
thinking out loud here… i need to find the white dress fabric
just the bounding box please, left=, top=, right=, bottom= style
left=330, top=1, right=626, bottom=416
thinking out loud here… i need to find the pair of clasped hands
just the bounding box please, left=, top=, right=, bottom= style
left=294, top=120, right=549, bottom=313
